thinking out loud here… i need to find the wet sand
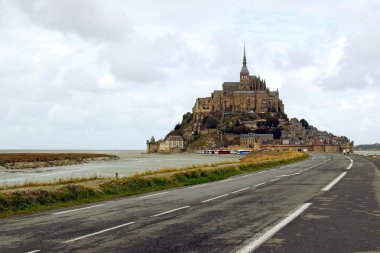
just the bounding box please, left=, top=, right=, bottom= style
left=0, top=150, right=240, bottom=186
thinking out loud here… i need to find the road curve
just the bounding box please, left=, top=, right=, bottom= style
left=0, top=153, right=379, bottom=253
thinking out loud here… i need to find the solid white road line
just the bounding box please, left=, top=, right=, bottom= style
left=241, top=174, right=251, bottom=178
left=232, top=187, right=250, bottom=194
left=270, top=178, right=280, bottom=182
left=258, top=171, right=267, bottom=174
left=201, top=194, right=229, bottom=203
left=53, top=204, right=105, bottom=215
left=347, top=163, right=353, bottom=170
left=26, top=250, right=41, bottom=253
left=235, top=203, right=311, bottom=253
left=63, top=222, right=135, bottom=243
left=138, top=191, right=169, bottom=199
left=151, top=206, right=190, bottom=217
left=321, top=172, right=347, bottom=191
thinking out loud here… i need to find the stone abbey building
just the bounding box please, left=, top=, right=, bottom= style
left=192, top=48, right=284, bottom=131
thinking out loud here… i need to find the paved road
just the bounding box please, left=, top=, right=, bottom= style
left=0, top=153, right=379, bottom=253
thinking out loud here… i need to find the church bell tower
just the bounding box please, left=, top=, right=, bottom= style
left=240, top=46, right=250, bottom=90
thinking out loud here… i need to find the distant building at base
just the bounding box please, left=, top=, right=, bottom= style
left=146, top=135, right=185, bottom=153
left=240, top=133, right=274, bottom=150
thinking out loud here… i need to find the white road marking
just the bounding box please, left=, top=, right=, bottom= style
left=201, top=194, right=229, bottom=203
left=235, top=203, right=311, bottom=253
left=63, top=222, right=135, bottom=243
left=254, top=182, right=266, bottom=187
left=270, top=178, right=280, bottom=182
left=188, top=184, right=206, bottom=189
left=345, top=157, right=353, bottom=170
left=258, top=171, right=267, bottom=174
left=277, top=174, right=291, bottom=177
left=241, top=174, right=251, bottom=178
left=220, top=179, right=232, bottom=182
left=53, top=204, right=105, bottom=215
left=321, top=172, right=347, bottom=191
left=138, top=191, right=169, bottom=199
left=277, top=172, right=301, bottom=178
left=26, top=250, right=41, bottom=253
left=232, top=187, right=250, bottom=194
left=151, top=206, right=190, bottom=217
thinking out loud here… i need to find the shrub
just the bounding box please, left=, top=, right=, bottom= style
left=202, top=116, right=218, bottom=129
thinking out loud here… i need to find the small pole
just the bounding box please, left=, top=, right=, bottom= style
left=116, top=172, right=119, bottom=180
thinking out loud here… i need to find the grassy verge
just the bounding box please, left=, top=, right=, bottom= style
left=0, top=151, right=309, bottom=217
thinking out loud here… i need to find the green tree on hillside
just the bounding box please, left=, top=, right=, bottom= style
left=266, top=116, right=279, bottom=128
left=270, top=127, right=282, bottom=139
left=202, top=116, right=218, bottom=129
left=300, top=119, right=309, bottom=129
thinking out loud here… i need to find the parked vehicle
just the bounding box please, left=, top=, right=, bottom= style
left=218, top=150, right=231, bottom=154
left=238, top=150, right=251, bottom=155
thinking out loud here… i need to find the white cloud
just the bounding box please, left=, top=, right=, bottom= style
left=0, top=0, right=379, bottom=149
left=98, top=73, right=116, bottom=90
left=15, top=0, right=131, bottom=41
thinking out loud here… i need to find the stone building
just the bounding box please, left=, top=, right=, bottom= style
left=147, top=135, right=185, bottom=153
left=158, top=135, right=184, bottom=153
left=240, top=133, right=274, bottom=149
left=192, top=47, right=284, bottom=132
left=146, top=136, right=159, bottom=153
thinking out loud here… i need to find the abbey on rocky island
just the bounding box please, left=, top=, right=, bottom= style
left=192, top=47, right=284, bottom=132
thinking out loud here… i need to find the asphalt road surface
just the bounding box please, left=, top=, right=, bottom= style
left=0, top=153, right=379, bottom=253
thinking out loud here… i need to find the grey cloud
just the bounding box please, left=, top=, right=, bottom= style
left=318, top=1, right=380, bottom=90
left=15, top=0, right=131, bottom=40
left=98, top=34, right=197, bottom=83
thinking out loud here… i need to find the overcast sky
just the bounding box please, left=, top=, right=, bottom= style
left=0, top=0, right=379, bottom=149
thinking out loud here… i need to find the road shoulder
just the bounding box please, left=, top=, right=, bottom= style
left=256, top=155, right=380, bottom=253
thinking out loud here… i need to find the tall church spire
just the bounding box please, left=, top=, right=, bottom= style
left=240, top=44, right=249, bottom=75
left=243, top=44, right=247, bottom=66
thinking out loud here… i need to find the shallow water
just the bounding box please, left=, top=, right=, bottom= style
left=353, top=150, right=380, bottom=156
left=0, top=150, right=240, bottom=186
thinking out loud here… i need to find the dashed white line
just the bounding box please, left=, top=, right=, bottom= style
left=201, top=194, right=229, bottom=203
left=235, top=203, right=311, bottom=253
left=63, top=222, right=135, bottom=243
left=254, top=182, right=266, bottom=187
left=151, top=206, right=190, bottom=217
left=277, top=174, right=291, bottom=177
left=138, top=191, right=169, bottom=199
left=270, top=178, right=280, bottom=182
left=188, top=184, right=206, bottom=189
left=54, top=204, right=105, bottom=215
left=232, top=187, right=250, bottom=194
left=26, top=250, right=41, bottom=253
left=240, top=174, right=251, bottom=178
left=258, top=171, right=267, bottom=174
left=220, top=179, right=232, bottom=182
left=321, top=172, right=347, bottom=191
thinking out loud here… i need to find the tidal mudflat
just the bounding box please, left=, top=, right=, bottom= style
left=0, top=150, right=239, bottom=186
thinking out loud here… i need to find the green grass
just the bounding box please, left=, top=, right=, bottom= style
left=0, top=152, right=309, bottom=217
